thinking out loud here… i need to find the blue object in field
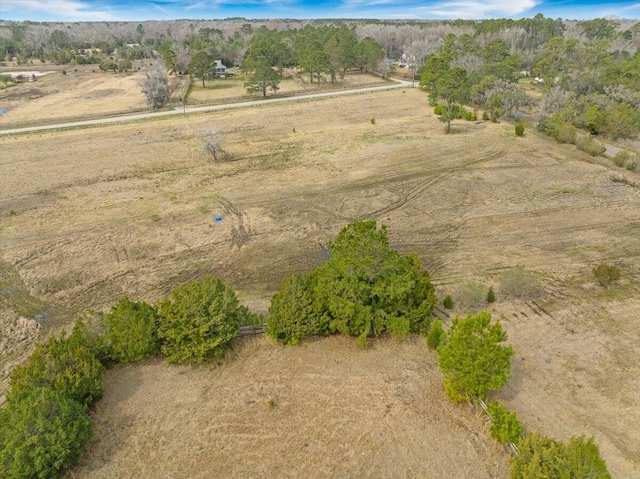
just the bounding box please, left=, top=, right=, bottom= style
left=215, top=216, right=223, bottom=222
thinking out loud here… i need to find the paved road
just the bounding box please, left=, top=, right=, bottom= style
left=0, top=79, right=413, bottom=135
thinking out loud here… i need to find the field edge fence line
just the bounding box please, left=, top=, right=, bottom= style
left=478, top=398, right=519, bottom=456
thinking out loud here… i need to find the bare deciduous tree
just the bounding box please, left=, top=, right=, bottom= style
left=139, top=62, right=170, bottom=110
left=198, top=124, right=227, bottom=161
left=539, top=86, right=572, bottom=118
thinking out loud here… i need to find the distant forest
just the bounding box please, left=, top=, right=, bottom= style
left=1, top=16, right=638, bottom=142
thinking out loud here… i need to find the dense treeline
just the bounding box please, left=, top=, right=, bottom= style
left=2, top=16, right=637, bottom=144
left=417, top=16, right=640, bottom=143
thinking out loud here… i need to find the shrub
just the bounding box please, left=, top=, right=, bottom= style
left=612, top=150, right=636, bottom=170
left=612, top=150, right=629, bottom=167
left=105, top=298, right=159, bottom=363
left=511, top=432, right=611, bottom=479
left=70, top=312, right=110, bottom=363
left=555, top=123, right=577, bottom=144
left=500, top=267, right=540, bottom=299
left=238, top=305, right=264, bottom=327
left=427, top=319, right=445, bottom=349
left=455, top=280, right=486, bottom=310
left=157, top=276, right=242, bottom=363
left=482, top=111, right=490, bottom=121
left=576, top=135, right=606, bottom=156
left=267, top=274, right=329, bottom=345
left=487, top=399, right=524, bottom=444
left=305, top=221, right=436, bottom=346
left=464, top=111, right=477, bottom=121
left=0, top=387, right=93, bottom=479
left=592, top=263, right=621, bottom=286
left=370, top=117, right=376, bottom=124
left=433, top=104, right=444, bottom=115
left=8, top=334, right=104, bottom=406
left=486, top=287, right=496, bottom=303
left=437, top=310, right=514, bottom=402
left=515, top=123, right=525, bottom=136
left=61, top=70, right=66, bottom=75
left=443, top=295, right=454, bottom=309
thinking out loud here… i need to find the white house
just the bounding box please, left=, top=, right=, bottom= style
left=214, top=60, right=226, bottom=77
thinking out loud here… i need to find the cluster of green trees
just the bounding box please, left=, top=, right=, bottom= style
left=419, top=34, right=531, bottom=132
left=267, top=221, right=437, bottom=347
left=0, top=276, right=261, bottom=478
left=417, top=16, right=639, bottom=140
left=240, top=26, right=386, bottom=97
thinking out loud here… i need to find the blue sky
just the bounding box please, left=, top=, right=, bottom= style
left=1, top=0, right=638, bottom=22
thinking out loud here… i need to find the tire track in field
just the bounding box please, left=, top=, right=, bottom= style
left=214, top=196, right=252, bottom=248
left=367, top=173, right=448, bottom=219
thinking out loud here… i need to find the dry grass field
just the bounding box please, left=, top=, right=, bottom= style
left=0, top=63, right=148, bottom=125
left=68, top=335, right=509, bottom=478
left=1, top=88, right=639, bottom=477
left=188, top=71, right=389, bottom=105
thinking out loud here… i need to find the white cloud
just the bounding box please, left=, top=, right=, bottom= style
left=420, top=0, right=541, bottom=19
left=1, top=0, right=121, bottom=21
left=338, top=0, right=541, bottom=19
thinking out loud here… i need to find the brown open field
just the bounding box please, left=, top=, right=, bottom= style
left=1, top=88, right=639, bottom=477
left=68, top=335, right=509, bottom=478
left=187, top=71, right=389, bottom=105
left=0, top=63, right=149, bottom=125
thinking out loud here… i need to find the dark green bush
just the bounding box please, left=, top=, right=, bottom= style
left=464, top=111, right=477, bottom=121
left=0, top=387, right=93, bottom=479
left=486, top=287, right=496, bottom=303
left=515, top=123, right=525, bottom=136
left=511, top=432, right=610, bottom=479
left=592, top=263, right=621, bottom=286
left=487, top=399, right=524, bottom=444
left=443, top=295, right=454, bottom=309
left=267, top=274, right=329, bottom=345
left=8, top=334, right=104, bottom=407
left=268, top=221, right=437, bottom=346
left=437, top=311, right=514, bottom=402
left=105, top=298, right=159, bottom=363
left=427, top=319, right=445, bottom=350
left=314, top=222, right=437, bottom=346
left=70, top=312, right=110, bottom=364
left=238, top=304, right=264, bottom=327
left=157, top=276, right=242, bottom=363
